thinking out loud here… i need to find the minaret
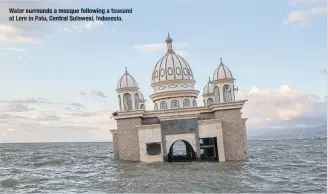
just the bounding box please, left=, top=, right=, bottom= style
left=166, top=33, right=173, bottom=52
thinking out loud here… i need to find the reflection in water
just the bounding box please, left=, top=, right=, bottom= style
left=0, top=139, right=327, bottom=193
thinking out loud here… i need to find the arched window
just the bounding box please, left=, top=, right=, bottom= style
left=171, top=100, right=179, bottom=109
left=140, top=104, right=145, bottom=110
left=154, top=103, right=158, bottom=110
left=134, top=93, right=139, bottom=110
left=214, top=86, right=220, bottom=103
left=123, top=93, right=132, bottom=111
left=118, top=95, right=122, bottom=111
left=183, top=99, right=190, bottom=108
left=203, top=99, right=206, bottom=106
left=192, top=99, right=197, bottom=107
left=207, top=98, right=214, bottom=106
left=160, top=101, right=167, bottom=110
left=223, top=84, right=232, bottom=102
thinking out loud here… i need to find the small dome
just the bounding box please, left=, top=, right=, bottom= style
left=117, top=67, right=138, bottom=89
left=213, top=58, right=233, bottom=81
left=203, top=77, right=214, bottom=95
left=137, top=90, right=145, bottom=100
left=151, top=34, right=194, bottom=84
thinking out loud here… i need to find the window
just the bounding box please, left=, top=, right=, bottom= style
left=160, top=101, right=167, bottom=110
left=207, top=98, right=214, bottom=106
left=123, top=93, right=132, bottom=111
left=118, top=95, right=122, bottom=111
left=146, top=143, right=161, bottom=155
left=214, top=86, right=220, bottom=103
left=171, top=100, right=179, bottom=109
left=192, top=99, right=197, bottom=107
left=134, top=93, right=139, bottom=109
left=223, top=84, right=232, bottom=102
left=183, top=99, right=190, bottom=108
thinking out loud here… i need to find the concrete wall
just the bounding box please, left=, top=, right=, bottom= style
left=198, top=119, right=225, bottom=162
left=214, top=109, right=248, bottom=161
left=137, top=124, right=163, bottom=163
left=116, top=118, right=142, bottom=161
left=112, top=132, right=119, bottom=160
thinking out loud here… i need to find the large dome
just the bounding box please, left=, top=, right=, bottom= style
left=117, top=67, right=139, bottom=90
left=149, top=34, right=199, bottom=105
left=213, top=58, right=234, bottom=81
left=151, top=34, right=195, bottom=85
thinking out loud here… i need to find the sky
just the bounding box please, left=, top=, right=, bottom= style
left=0, top=0, right=327, bottom=143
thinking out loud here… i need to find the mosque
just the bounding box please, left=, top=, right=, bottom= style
left=110, top=34, right=248, bottom=162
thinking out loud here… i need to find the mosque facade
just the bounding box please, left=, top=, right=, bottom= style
left=110, top=34, right=248, bottom=162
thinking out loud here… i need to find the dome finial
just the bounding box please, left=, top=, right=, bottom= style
left=166, top=33, right=173, bottom=52
left=125, top=66, right=128, bottom=74
left=208, top=76, right=211, bottom=82
left=220, top=57, right=224, bottom=65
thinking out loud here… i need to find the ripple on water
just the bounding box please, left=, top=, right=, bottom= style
left=0, top=140, right=326, bottom=193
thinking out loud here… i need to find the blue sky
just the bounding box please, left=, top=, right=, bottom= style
left=0, top=0, right=327, bottom=142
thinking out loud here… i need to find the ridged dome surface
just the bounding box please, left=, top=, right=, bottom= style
left=203, top=78, right=214, bottom=95
left=213, top=58, right=233, bottom=81
left=117, top=68, right=138, bottom=89
left=151, top=52, right=194, bottom=84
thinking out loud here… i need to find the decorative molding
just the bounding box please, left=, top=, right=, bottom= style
left=151, top=79, right=195, bottom=88
left=116, top=87, right=139, bottom=93
left=113, top=100, right=248, bottom=120
left=168, top=84, right=178, bottom=88
left=150, top=89, right=200, bottom=101
left=212, top=78, right=235, bottom=85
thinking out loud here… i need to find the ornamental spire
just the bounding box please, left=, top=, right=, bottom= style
left=124, top=66, right=128, bottom=74
left=220, top=57, right=224, bottom=65
left=166, top=33, right=173, bottom=52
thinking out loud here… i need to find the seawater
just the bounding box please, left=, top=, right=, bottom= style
left=0, top=138, right=326, bottom=193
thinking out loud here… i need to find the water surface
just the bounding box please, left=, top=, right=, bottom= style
left=0, top=138, right=326, bottom=193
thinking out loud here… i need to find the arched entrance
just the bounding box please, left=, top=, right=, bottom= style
left=167, top=140, right=197, bottom=162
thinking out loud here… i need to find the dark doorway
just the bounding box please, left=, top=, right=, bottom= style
left=167, top=140, right=197, bottom=162
left=199, top=137, right=218, bottom=161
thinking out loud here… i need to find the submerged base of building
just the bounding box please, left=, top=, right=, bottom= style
left=110, top=100, right=248, bottom=163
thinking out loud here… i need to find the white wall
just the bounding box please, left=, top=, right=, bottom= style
left=198, top=120, right=225, bottom=162
left=137, top=124, right=163, bottom=163
left=165, top=133, right=197, bottom=152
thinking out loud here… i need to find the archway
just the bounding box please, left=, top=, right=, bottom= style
left=167, top=139, right=196, bottom=162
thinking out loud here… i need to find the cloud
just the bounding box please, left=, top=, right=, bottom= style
left=79, top=91, right=88, bottom=97
left=134, top=42, right=189, bottom=53
left=0, top=24, right=41, bottom=44
left=288, top=0, right=326, bottom=6
left=84, top=21, right=103, bottom=29
left=285, top=7, right=328, bottom=25
left=285, top=0, right=327, bottom=25
left=0, top=47, right=26, bottom=52
left=91, top=90, right=107, bottom=98
left=176, top=50, right=189, bottom=57
left=0, top=97, right=60, bottom=105
left=0, top=97, right=116, bottom=143
left=237, top=85, right=327, bottom=129
left=69, top=102, right=84, bottom=108
left=0, top=103, right=34, bottom=112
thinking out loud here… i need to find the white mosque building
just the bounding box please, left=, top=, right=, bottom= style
left=110, top=34, right=248, bottom=162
